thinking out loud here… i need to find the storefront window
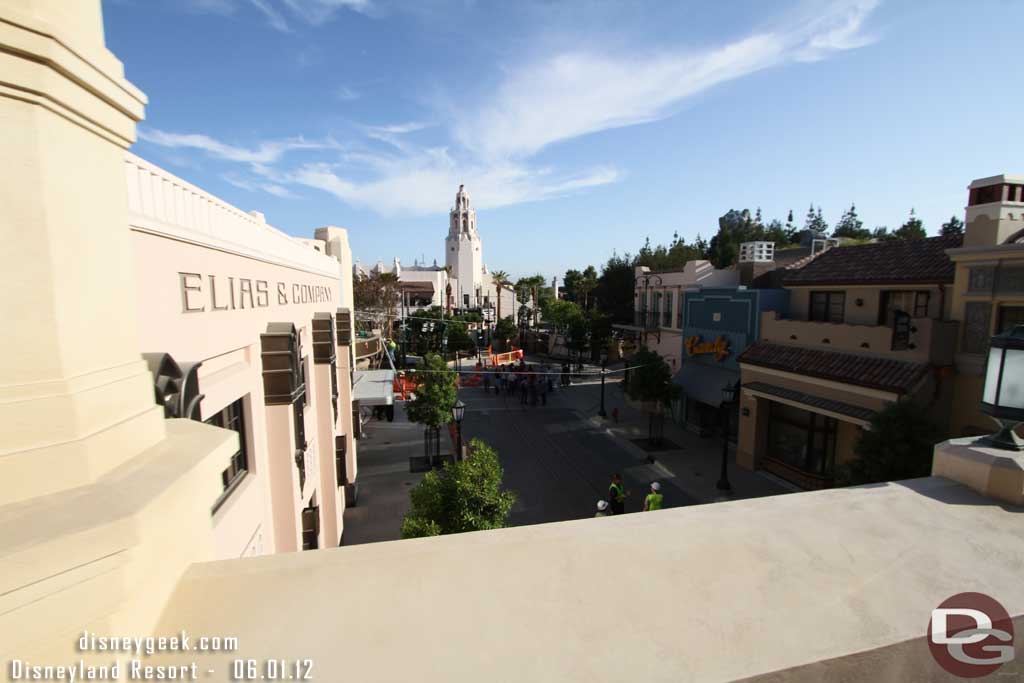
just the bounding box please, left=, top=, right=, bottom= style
left=766, top=402, right=837, bottom=478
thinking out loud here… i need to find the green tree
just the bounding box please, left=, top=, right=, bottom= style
left=894, top=208, right=926, bottom=240
left=562, top=268, right=583, bottom=304
left=626, top=347, right=680, bottom=407
left=803, top=204, right=828, bottom=236
left=594, top=253, right=635, bottom=324
left=940, top=215, right=964, bottom=236
left=871, top=225, right=893, bottom=241
left=493, top=316, right=516, bottom=347
left=405, top=353, right=457, bottom=431
left=573, top=265, right=598, bottom=310
left=784, top=209, right=799, bottom=243
left=542, top=299, right=583, bottom=330
left=401, top=439, right=516, bottom=538
left=832, top=203, right=869, bottom=239
left=835, top=402, right=940, bottom=486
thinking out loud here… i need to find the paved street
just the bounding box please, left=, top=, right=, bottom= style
left=343, top=359, right=792, bottom=545
left=460, top=377, right=694, bottom=525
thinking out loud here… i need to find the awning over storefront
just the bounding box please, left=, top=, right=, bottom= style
left=674, top=362, right=738, bottom=407
left=352, top=369, right=395, bottom=406
left=743, top=381, right=875, bottom=426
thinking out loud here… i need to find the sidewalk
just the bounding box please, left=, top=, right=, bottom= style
left=548, top=360, right=793, bottom=505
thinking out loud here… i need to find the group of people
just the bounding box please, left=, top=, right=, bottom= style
left=595, top=474, right=663, bottom=516
left=481, top=361, right=554, bottom=407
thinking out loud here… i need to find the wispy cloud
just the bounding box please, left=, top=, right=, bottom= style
left=223, top=174, right=300, bottom=198
left=455, top=0, right=880, bottom=160
left=336, top=85, right=360, bottom=101
left=184, top=0, right=373, bottom=31
left=138, top=129, right=336, bottom=164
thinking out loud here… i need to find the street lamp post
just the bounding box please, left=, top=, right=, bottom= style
left=980, top=325, right=1024, bottom=450
left=451, top=399, right=466, bottom=459
left=718, top=382, right=738, bottom=492
left=639, top=272, right=663, bottom=349
left=598, top=348, right=608, bottom=418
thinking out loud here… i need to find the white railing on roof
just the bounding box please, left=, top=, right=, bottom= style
left=123, top=152, right=339, bottom=277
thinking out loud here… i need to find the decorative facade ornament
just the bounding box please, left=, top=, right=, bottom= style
left=143, top=353, right=203, bottom=420
left=260, top=322, right=304, bottom=405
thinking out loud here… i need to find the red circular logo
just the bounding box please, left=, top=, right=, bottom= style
left=928, top=592, right=1015, bottom=678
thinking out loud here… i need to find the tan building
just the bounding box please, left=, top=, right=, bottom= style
left=737, top=235, right=961, bottom=489
left=947, top=174, right=1024, bottom=436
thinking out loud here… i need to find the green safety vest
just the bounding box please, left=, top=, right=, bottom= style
left=645, top=493, right=663, bottom=511
left=609, top=482, right=624, bottom=501
left=595, top=511, right=608, bottom=518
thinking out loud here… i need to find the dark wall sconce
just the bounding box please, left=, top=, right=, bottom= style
left=790, top=334, right=797, bottom=340
left=742, top=407, right=751, bottom=417
left=860, top=342, right=870, bottom=348
left=822, top=338, right=831, bottom=344
left=855, top=298, right=864, bottom=307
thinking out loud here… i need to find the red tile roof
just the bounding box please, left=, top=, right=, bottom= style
left=737, top=342, right=930, bottom=394
left=783, top=234, right=962, bottom=286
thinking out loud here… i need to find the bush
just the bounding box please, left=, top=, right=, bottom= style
left=401, top=439, right=516, bottom=538
left=836, top=401, right=940, bottom=486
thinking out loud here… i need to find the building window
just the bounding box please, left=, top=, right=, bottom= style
left=766, top=402, right=837, bottom=478
left=664, top=291, right=673, bottom=328
left=998, top=305, right=1024, bottom=334
left=963, top=301, right=993, bottom=354
left=809, top=291, right=845, bottom=323
left=996, top=266, right=1024, bottom=294
left=879, top=290, right=930, bottom=325
left=207, top=397, right=248, bottom=513
left=969, top=184, right=1003, bottom=206
left=301, top=505, right=319, bottom=551
left=463, top=294, right=469, bottom=307
left=676, top=294, right=684, bottom=329
left=968, top=267, right=995, bottom=293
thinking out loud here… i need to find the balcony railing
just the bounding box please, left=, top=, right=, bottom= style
left=759, top=311, right=958, bottom=365
left=633, top=311, right=662, bottom=330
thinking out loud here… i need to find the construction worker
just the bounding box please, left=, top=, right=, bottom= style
left=608, top=474, right=627, bottom=515
left=643, top=482, right=663, bottom=512
left=595, top=500, right=610, bottom=517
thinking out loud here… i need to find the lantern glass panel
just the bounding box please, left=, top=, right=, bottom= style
left=1003, top=348, right=1024, bottom=410
left=983, top=347, right=1002, bottom=405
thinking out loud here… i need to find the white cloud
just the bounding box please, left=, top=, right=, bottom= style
left=282, top=0, right=373, bottom=24
left=138, top=129, right=334, bottom=164
left=182, top=0, right=372, bottom=31
left=223, top=174, right=300, bottom=198
left=249, top=0, right=291, bottom=31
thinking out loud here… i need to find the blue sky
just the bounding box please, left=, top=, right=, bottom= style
left=103, top=0, right=1024, bottom=281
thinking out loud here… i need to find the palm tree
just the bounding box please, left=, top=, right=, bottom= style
left=491, top=270, right=509, bottom=321
left=378, top=272, right=400, bottom=325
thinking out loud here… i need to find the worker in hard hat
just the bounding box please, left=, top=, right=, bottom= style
left=643, top=482, right=663, bottom=512
left=595, top=500, right=610, bottom=518
left=608, top=474, right=628, bottom=515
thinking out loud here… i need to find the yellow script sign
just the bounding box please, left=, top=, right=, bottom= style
left=685, top=335, right=730, bottom=361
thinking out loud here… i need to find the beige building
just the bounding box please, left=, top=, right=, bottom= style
left=947, top=174, right=1024, bottom=436
left=737, top=235, right=961, bottom=489
left=3, top=3, right=1024, bottom=680
left=126, top=153, right=360, bottom=555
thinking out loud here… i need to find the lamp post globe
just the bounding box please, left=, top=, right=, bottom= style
left=451, top=399, right=466, bottom=458
left=981, top=325, right=1024, bottom=451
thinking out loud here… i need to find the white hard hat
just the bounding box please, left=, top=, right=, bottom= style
left=596, top=500, right=609, bottom=511
left=650, top=482, right=661, bottom=491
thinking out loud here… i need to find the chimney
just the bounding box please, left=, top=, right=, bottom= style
left=737, top=241, right=776, bottom=287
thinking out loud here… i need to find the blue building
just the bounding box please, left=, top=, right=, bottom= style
left=675, top=285, right=789, bottom=435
